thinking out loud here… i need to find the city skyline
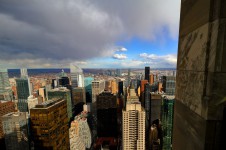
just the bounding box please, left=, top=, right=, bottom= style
left=0, top=0, right=180, bottom=69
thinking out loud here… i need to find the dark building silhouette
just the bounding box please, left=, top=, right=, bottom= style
left=144, top=83, right=151, bottom=149
left=96, top=92, right=117, bottom=137
left=118, top=81, right=123, bottom=96
left=173, top=0, right=226, bottom=149
left=58, top=77, right=70, bottom=87
left=145, top=67, right=150, bottom=82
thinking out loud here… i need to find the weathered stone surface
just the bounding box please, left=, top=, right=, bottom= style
left=179, top=0, right=211, bottom=37
left=173, top=100, right=206, bottom=150
left=174, top=0, right=226, bottom=149
left=177, top=23, right=209, bottom=71
left=175, top=70, right=205, bottom=116
left=206, top=72, right=226, bottom=120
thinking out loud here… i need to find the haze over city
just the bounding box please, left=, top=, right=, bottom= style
left=0, top=0, right=180, bottom=69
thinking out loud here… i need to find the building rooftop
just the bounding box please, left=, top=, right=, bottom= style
left=33, top=98, right=64, bottom=108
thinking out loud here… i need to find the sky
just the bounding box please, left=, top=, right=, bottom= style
left=0, top=0, right=181, bottom=69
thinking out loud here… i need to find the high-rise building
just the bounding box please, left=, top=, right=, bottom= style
left=92, top=80, right=105, bottom=103
left=72, top=87, right=86, bottom=105
left=140, top=80, right=148, bottom=107
left=0, top=69, right=13, bottom=101
left=70, top=111, right=92, bottom=149
left=158, top=82, right=163, bottom=93
left=145, top=67, right=150, bottom=82
left=127, top=68, right=131, bottom=87
left=144, top=83, right=151, bottom=149
left=84, top=77, right=94, bottom=103
left=27, top=95, right=38, bottom=114
left=116, top=69, right=122, bottom=77
left=151, top=94, right=162, bottom=124
left=118, top=81, right=123, bottom=96
left=2, top=112, right=29, bottom=150
left=161, top=95, right=174, bottom=150
left=16, top=78, right=29, bottom=112
left=110, top=80, right=117, bottom=94
left=20, top=68, right=28, bottom=78
left=140, top=80, right=148, bottom=94
left=149, top=74, right=154, bottom=85
left=122, top=88, right=145, bottom=150
left=30, top=98, right=69, bottom=149
left=162, top=76, right=176, bottom=95
left=0, top=101, right=15, bottom=148
left=38, top=87, right=46, bottom=101
left=96, top=92, right=117, bottom=137
left=47, top=87, right=73, bottom=119
left=173, top=0, right=226, bottom=149
left=70, top=64, right=84, bottom=88
left=20, top=68, right=32, bottom=96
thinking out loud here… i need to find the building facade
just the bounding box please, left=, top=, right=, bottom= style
left=0, top=69, right=13, bottom=101
left=91, top=80, right=105, bottom=103
left=47, top=88, right=73, bottom=119
left=0, top=101, right=15, bottom=147
left=16, top=78, right=30, bottom=112
left=173, top=1, right=226, bottom=149
left=70, top=111, right=92, bottom=150
left=2, top=112, right=29, bottom=150
left=122, top=88, right=145, bottom=150
left=145, top=67, right=150, bottom=82
left=162, top=76, right=176, bottom=95
left=96, top=92, right=117, bottom=137
left=30, top=98, right=69, bottom=149
left=84, top=77, right=94, bottom=103
left=70, top=64, right=84, bottom=88
left=161, top=96, right=174, bottom=150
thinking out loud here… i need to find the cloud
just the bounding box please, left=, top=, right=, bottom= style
left=0, top=0, right=180, bottom=68
left=115, top=47, right=127, bottom=52
left=112, top=54, right=127, bottom=60
left=139, top=53, right=177, bottom=68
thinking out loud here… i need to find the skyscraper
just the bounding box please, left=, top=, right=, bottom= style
left=72, top=87, right=86, bottom=105
left=0, top=69, right=13, bottom=101
left=118, top=81, right=123, bottom=96
left=16, top=78, right=29, bottom=112
left=70, top=111, right=92, bottom=149
left=162, top=76, right=176, bottom=95
left=144, top=83, right=151, bottom=149
left=145, top=67, right=150, bottom=82
left=70, top=64, right=84, bottom=88
left=149, top=74, right=154, bottom=85
left=96, top=92, right=117, bottom=137
left=30, top=98, right=69, bottom=149
left=122, top=88, right=145, bottom=150
left=47, top=87, right=73, bottom=119
left=84, top=77, right=94, bottom=103
left=173, top=0, right=226, bottom=149
left=91, top=80, right=105, bottom=103
left=0, top=101, right=15, bottom=148
left=161, top=95, right=174, bottom=150
left=2, top=112, right=29, bottom=150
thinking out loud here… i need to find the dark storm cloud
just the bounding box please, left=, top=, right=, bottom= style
left=0, top=0, right=180, bottom=67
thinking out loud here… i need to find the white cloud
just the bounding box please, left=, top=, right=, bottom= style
left=139, top=53, right=177, bottom=68
left=112, top=54, right=127, bottom=60
left=115, top=47, right=127, bottom=52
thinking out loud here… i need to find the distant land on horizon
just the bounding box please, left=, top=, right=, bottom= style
left=7, top=68, right=176, bottom=78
